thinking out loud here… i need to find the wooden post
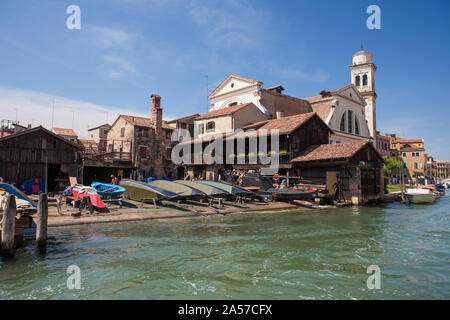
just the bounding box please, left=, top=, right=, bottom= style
left=36, top=193, right=48, bottom=254
left=1, top=195, right=16, bottom=258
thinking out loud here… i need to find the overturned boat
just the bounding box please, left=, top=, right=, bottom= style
left=198, top=180, right=257, bottom=198
left=120, top=179, right=177, bottom=201
left=150, top=179, right=206, bottom=200
left=174, top=180, right=229, bottom=198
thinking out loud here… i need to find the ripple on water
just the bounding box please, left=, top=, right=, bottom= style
left=1, top=194, right=449, bottom=299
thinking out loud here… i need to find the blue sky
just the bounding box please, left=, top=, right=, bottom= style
left=1, top=0, right=449, bottom=159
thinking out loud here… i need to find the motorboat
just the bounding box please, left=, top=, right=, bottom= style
left=405, top=188, right=437, bottom=204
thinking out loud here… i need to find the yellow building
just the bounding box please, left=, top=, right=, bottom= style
left=387, top=135, right=426, bottom=185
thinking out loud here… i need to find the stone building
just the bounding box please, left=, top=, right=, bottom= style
left=87, top=123, right=111, bottom=153
left=208, top=74, right=312, bottom=120
left=348, top=50, right=378, bottom=141
left=375, top=131, right=391, bottom=157
left=52, top=128, right=79, bottom=144
left=436, top=161, right=450, bottom=180
left=194, top=102, right=268, bottom=139
left=104, top=94, right=175, bottom=180
left=304, top=85, right=372, bottom=144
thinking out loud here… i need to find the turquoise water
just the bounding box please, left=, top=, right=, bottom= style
left=1, top=192, right=449, bottom=299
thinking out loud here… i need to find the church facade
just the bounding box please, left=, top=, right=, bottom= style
left=200, top=50, right=378, bottom=144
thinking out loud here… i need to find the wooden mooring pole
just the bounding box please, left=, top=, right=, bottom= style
left=1, top=195, right=16, bottom=258
left=36, top=193, right=48, bottom=254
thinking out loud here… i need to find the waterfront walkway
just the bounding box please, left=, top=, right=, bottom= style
left=31, top=198, right=317, bottom=227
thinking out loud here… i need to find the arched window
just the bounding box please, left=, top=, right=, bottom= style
left=228, top=102, right=238, bottom=107
left=362, top=74, right=368, bottom=86
left=355, top=117, right=360, bottom=135
left=340, top=112, right=346, bottom=132
left=355, top=75, right=361, bottom=87
left=348, top=111, right=353, bottom=133
left=206, top=121, right=215, bottom=132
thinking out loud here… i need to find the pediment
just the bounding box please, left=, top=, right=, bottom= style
left=209, top=74, right=262, bottom=99
left=333, top=84, right=366, bottom=105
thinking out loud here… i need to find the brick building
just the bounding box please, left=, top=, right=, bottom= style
left=102, top=94, right=175, bottom=180
left=436, top=161, right=450, bottom=180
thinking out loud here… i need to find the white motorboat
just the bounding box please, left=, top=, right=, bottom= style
left=406, top=188, right=437, bottom=204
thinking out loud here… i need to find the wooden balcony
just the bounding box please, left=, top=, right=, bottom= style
left=96, top=151, right=132, bottom=163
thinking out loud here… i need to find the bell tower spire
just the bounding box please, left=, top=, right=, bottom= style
left=349, top=50, right=377, bottom=140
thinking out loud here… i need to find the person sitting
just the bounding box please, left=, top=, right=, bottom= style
left=110, top=174, right=119, bottom=185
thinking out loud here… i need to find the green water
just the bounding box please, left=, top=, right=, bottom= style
left=1, top=192, right=449, bottom=299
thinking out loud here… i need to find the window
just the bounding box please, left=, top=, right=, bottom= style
left=403, top=153, right=406, bottom=157
left=139, top=146, right=147, bottom=158
left=355, top=76, right=361, bottom=86
left=104, top=130, right=108, bottom=135
left=120, top=127, right=125, bottom=138
left=355, top=117, right=360, bottom=135
left=340, top=112, right=346, bottom=132
left=414, top=163, right=418, bottom=169
left=91, top=134, right=94, bottom=138
left=206, top=121, right=215, bottom=132
left=229, top=102, right=238, bottom=107
left=197, top=123, right=204, bottom=134
left=363, top=74, right=368, bottom=86
left=416, top=152, right=420, bottom=157
left=348, top=111, right=353, bottom=133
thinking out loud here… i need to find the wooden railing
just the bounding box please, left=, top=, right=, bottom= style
left=95, top=151, right=132, bottom=162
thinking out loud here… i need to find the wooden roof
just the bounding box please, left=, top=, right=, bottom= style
left=291, top=141, right=379, bottom=163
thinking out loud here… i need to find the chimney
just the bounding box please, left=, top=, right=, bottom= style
left=276, top=111, right=284, bottom=119
left=151, top=94, right=163, bottom=138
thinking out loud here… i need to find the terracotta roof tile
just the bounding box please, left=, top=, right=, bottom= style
left=52, top=128, right=78, bottom=137
left=196, top=103, right=252, bottom=119
left=120, top=115, right=174, bottom=130
left=291, top=141, right=368, bottom=163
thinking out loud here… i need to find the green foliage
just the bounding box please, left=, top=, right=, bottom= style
left=383, top=156, right=401, bottom=176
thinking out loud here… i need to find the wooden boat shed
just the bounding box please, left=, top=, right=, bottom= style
left=0, top=126, right=83, bottom=192
left=291, top=141, right=385, bottom=204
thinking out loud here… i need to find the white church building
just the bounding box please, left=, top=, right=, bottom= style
left=196, top=50, right=378, bottom=144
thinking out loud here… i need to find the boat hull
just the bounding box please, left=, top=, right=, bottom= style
left=258, top=189, right=317, bottom=202
left=120, top=179, right=175, bottom=201
left=150, top=180, right=206, bottom=200
left=174, top=180, right=229, bottom=198
left=406, top=193, right=436, bottom=204
left=91, top=182, right=126, bottom=197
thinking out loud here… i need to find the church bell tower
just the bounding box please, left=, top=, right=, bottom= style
left=349, top=50, right=377, bottom=140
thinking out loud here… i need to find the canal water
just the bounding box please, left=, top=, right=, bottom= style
left=1, top=192, right=449, bottom=299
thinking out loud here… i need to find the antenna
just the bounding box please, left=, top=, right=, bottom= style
left=51, top=100, right=55, bottom=129
left=204, top=75, right=209, bottom=113
left=71, top=109, right=75, bottom=130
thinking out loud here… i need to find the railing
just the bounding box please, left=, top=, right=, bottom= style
left=96, top=151, right=132, bottom=162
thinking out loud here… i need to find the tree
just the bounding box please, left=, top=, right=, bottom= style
left=383, top=156, right=400, bottom=177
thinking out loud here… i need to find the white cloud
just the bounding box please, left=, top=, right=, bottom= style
left=188, top=0, right=270, bottom=50
left=0, top=86, right=147, bottom=139
left=98, top=55, right=135, bottom=78
left=87, top=26, right=135, bottom=49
